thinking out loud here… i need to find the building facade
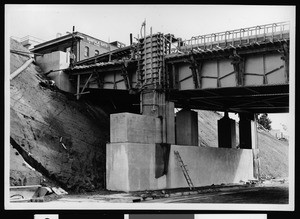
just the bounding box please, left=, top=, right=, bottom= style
left=31, top=32, right=122, bottom=63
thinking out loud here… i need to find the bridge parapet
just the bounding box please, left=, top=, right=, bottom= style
left=174, top=21, right=290, bottom=54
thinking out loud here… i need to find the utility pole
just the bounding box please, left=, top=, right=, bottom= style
left=71, top=26, right=75, bottom=53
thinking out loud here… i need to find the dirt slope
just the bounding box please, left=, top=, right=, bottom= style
left=197, top=110, right=289, bottom=178
left=10, top=39, right=109, bottom=191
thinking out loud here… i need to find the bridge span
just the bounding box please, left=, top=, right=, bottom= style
left=64, top=22, right=289, bottom=114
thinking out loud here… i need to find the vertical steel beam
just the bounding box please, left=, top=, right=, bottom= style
left=216, top=60, right=220, bottom=87
left=189, top=54, right=199, bottom=89
left=262, top=54, right=267, bottom=84
left=231, top=50, right=244, bottom=86
left=96, top=73, right=104, bottom=89
left=171, top=63, right=179, bottom=90
left=121, top=64, right=131, bottom=91
left=281, top=42, right=289, bottom=83
left=197, top=62, right=203, bottom=88
left=76, top=74, right=80, bottom=100
left=113, top=71, right=117, bottom=89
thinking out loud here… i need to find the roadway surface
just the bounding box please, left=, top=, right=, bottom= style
left=144, top=183, right=289, bottom=204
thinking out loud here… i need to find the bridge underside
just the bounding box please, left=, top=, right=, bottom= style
left=168, top=84, right=289, bottom=113
left=82, top=89, right=140, bottom=114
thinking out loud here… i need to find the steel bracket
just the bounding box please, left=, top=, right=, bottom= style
left=230, top=50, right=244, bottom=86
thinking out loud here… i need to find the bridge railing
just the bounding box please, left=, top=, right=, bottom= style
left=178, top=21, right=290, bottom=52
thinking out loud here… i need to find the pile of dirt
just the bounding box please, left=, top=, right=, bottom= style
left=197, top=110, right=289, bottom=178
left=10, top=38, right=110, bottom=192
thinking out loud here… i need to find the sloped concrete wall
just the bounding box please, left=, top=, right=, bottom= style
left=36, top=51, right=75, bottom=93
left=106, top=143, right=254, bottom=192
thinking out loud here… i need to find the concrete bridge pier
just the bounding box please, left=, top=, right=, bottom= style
left=141, top=91, right=175, bottom=144
left=217, top=112, right=236, bottom=148
left=238, top=113, right=258, bottom=149
left=175, top=109, right=199, bottom=146
left=239, top=112, right=260, bottom=179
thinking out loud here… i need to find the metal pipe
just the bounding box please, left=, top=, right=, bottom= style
left=10, top=49, right=43, bottom=56
left=10, top=58, right=34, bottom=80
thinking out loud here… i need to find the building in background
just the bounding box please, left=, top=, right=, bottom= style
left=10, top=35, right=45, bottom=50
left=30, top=32, right=124, bottom=63
left=110, top=40, right=126, bottom=48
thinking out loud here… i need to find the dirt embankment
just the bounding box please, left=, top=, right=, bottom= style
left=10, top=39, right=110, bottom=192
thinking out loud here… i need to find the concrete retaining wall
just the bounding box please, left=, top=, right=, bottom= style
left=36, top=51, right=75, bottom=93
left=167, top=145, right=254, bottom=189
left=106, top=143, right=254, bottom=192
left=36, top=51, right=70, bottom=73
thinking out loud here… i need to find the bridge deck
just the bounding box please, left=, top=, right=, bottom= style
left=168, top=84, right=289, bottom=113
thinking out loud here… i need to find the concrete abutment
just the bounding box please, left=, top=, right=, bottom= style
left=106, top=112, right=256, bottom=192
left=36, top=51, right=75, bottom=93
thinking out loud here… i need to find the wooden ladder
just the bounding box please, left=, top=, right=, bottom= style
left=174, top=150, right=195, bottom=190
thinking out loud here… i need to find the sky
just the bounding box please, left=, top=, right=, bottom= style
left=226, top=112, right=290, bottom=133
left=5, top=4, right=295, bottom=133
left=5, top=5, right=295, bottom=45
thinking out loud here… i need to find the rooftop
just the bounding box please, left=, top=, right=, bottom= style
left=30, top=31, right=120, bottom=52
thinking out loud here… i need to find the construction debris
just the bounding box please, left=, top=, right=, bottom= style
left=39, top=79, right=56, bottom=89
left=52, top=187, right=68, bottom=196
left=10, top=185, right=68, bottom=202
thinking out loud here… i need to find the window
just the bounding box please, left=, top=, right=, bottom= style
left=84, top=46, right=89, bottom=57
left=95, top=50, right=99, bottom=56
